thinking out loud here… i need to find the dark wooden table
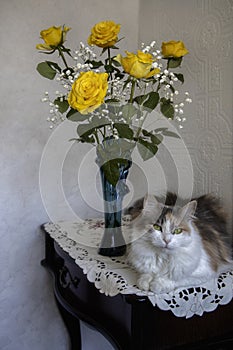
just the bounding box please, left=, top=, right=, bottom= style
left=41, top=227, right=233, bottom=350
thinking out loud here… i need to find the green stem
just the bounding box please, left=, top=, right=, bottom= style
left=135, top=111, right=149, bottom=139
left=156, top=82, right=161, bottom=92
left=107, top=47, right=113, bottom=95
left=58, top=46, right=69, bottom=68
left=99, top=128, right=105, bottom=139
left=94, top=130, right=100, bottom=144
left=129, top=78, right=136, bottom=104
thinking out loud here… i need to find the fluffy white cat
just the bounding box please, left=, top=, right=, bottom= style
left=127, top=194, right=232, bottom=293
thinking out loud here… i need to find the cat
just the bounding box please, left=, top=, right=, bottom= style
left=126, top=193, right=232, bottom=294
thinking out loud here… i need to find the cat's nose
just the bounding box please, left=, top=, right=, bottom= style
left=163, top=237, right=171, bottom=245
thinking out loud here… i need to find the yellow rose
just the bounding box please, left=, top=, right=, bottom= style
left=36, top=25, right=70, bottom=51
left=161, top=41, right=189, bottom=58
left=115, top=50, right=160, bottom=79
left=68, top=71, right=108, bottom=114
left=88, top=21, right=120, bottom=48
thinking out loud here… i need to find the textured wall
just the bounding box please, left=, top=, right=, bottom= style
left=0, top=1, right=232, bottom=350
left=139, top=0, right=233, bottom=235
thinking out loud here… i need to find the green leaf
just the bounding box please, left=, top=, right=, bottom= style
left=137, top=139, right=158, bottom=161
left=105, top=105, right=122, bottom=122
left=114, top=123, right=134, bottom=139
left=91, top=115, right=110, bottom=128
left=174, top=73, right=184, bottom=83
left=143, top=91, right=159, bottom=111
left=134, top=94, right=148, bottom=105
left=100, top=158, right=130, bottom=186
left=101, top=159, right=121, bottom=186
left=54, top=98, right=69, bottom=114
left=69, top=138, right=80, bottom=142
left=69, top=137, right=95, bottom=143
left=141, top=129, right=162, bottom=145
left=76, top=124, right=95, bottom=143
left=121, top=104, right=137, bottom=122
left=101, top=47, right=108, bottom=55
left=47, top=61, right=62, bottom=73
left=118, top=139, right=135, bottom=153
left=115, top=72, right=125, bottom=80
left=36, top=61, right=57, bottom=80
left=66, top=108, right=89, bottom=122
left=154, top=127, right=168, bottom=132
left=154, top=134, right=163, bottom=143
left=104, top=64, right=114, bottom=73
left=167, top=57, right=183, bottom=69
left=110, top=45, right=119, bottom=50
left=77, top=123, right=93, bottom=137
left=151, top=134, right=162, bottom=145
left=97, top=138, right=134, bottom=164
left=80, top=134, right=95, bottom=143
left=160, top=99, right=175, bottom=119
left=142, top=129, right=151, bottom=137
left=162, top=130, right=180, bottom=138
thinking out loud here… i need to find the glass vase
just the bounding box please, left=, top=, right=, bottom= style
left=98, top=160, right=131, bottom=256
left=96, top=136, right=133, bottom=256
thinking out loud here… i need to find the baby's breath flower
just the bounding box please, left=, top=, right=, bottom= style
left=36, top=26, right=190, bottom=135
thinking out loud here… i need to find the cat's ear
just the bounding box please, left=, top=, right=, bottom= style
left=179, top=200, right=197, bottom=221
left=142, top=194, right=163, bottom=219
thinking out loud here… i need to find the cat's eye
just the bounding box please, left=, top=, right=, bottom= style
left=153, top=224, right=162, bottom=231
left=173, top=228, right=183, bottom=234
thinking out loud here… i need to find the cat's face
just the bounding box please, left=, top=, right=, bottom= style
left=146, top=211, right=193, bottom=250
left=141, top=195, right=197, bottom=251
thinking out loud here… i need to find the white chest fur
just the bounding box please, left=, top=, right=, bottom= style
left=127, top=226, right=214, bottom=292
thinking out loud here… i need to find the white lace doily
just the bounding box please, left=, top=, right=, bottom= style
left=43, top=218, right=233, bottom=319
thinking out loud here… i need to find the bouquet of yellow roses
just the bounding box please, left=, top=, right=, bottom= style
left=36, top=21, right=190, bottom=185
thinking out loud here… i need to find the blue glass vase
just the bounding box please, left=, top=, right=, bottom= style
left=96, top=136, right=133, bottom=256
left=98, top=160, right=131, bottom=256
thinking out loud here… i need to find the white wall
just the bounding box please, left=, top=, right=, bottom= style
left=0, top=1, right=232, bottom=350
left=0, top=1, right=139, bottom=349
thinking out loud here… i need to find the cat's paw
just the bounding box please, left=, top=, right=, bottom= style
left=137, top=274, right=153, bottom=291
left=149, top=278, right=175, bottom=294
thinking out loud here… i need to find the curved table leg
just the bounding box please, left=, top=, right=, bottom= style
left=55, top=297, right=82, bottom=350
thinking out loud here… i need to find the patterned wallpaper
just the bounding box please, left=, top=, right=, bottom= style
left=138, top=0, right=233, bottom=235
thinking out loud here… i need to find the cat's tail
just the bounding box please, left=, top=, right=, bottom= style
left=195, top=194, right=228, bottom=234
